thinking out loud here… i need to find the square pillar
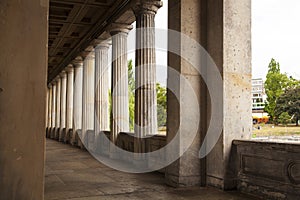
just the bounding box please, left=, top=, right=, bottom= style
left=205, top=0, right=252, bottom=189
left=0, top=0, right=48, bottom=198
left=165, top=0, right=252, bottom=189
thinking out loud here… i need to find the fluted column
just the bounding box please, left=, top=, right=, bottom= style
left=109, top=24, right=132, bottom=144
left=51, top=82, right=56, bottom=138
left=134, top=1, right=162, bottom=152
left=72, top=57, right=83, bottom=145
left=81, top=50, right=95, bottom=149
left=94, top=42, right=110, bottom=136
left=59, top=70, right=67, bottom=141
left=47, top=84, right=52, bottom=134
left=55, top=76, right=61, bottom=140
left=47, top=85, right=52, bottom=137
left=46, top=88, right=49, bottom=130
left=66, top=64, right=74, bottom=143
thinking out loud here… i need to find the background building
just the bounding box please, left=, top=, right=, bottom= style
left=252, top=78, right=266, bottom=110
left=252, top=78, right=269, bottom=124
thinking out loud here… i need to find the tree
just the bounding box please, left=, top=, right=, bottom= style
left=275, top=87, right=300, bottom=126
left=128, top=60, right=135, bottom=131
left=264, top=58, right=290, bottom=123
left=287, top=76, right=300, bottom=90
left=127, top=59, right=167, bottom=130
left=156, top=83, right=167, bottom=127
left=278, top=112, right=291, bottom=127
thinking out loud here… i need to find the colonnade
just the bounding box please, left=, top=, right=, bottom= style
left=46, top=1, right=162, bottom=152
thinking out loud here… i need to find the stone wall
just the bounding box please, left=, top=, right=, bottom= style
left=233, top=140, right=300, bottom=200
left=116, top=132, right=167, bottom=172
left=47, top=129, right=167, bottom=172
left=116, top=133, right=167, bottom=153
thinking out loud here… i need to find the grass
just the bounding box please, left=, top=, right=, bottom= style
left=155, top=125, right=300, bottom=138
left=252, top=124, right=300, bottom=137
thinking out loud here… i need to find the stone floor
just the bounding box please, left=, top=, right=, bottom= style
left=45, top=139, right=258, bottom=200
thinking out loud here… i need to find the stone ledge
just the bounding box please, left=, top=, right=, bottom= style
left=233, top=140, right=300, bottom=200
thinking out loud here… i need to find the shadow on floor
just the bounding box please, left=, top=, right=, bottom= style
left=44, top=139, right=257, bottom=200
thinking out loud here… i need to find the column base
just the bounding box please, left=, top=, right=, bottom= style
left=86, top=130, right=95, bottom=152
left=54, top=128, right=60, bottom=140
left=72, top=129, right=81, bottom=147
left=77, top=130, right=86, bottom=150
left=46, top=127, right=51, bottom=138
left=59, top=128, right=66, bottom=142
left=95, top=131, right=110, bottom=156
left=206, top=175, right=237, bottom=190
left=50, top=128, right=56, bottom=139
left=66, top=129, right=73, bottom=144
left=165, top=173, right=202, bottom=187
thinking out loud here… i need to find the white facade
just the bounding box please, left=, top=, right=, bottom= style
left=252, top=78, right=266, bottom=110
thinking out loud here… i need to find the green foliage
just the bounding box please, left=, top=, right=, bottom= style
left=264, top=58, right=293, bottom=123
left=156, top=83, right=167, bottom=127
left=287, top=76, right=300, bottom=89
left=275, top=86, right=300, bottom=126
left=108, top=89, right=112, bottom=129
left=127, top=59, right=167, bottom=131
left=128, top=60, right=135, bottom=131
left=128, top=60, right=135, bottom=91
left=278, top=112, right=291, bottom=126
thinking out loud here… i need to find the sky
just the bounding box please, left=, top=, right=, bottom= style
left=252, top=0, right=300, bottom=79
left=125, top=0, right=300, bottom=86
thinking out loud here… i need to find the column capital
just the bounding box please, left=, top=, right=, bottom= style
left=133, top=0, right=163, bottom=16
left=60, top=70, right=67, bottom=78
left=107, top=23, right=133, bottom=36
left=94, top=39, right=111, bottom=49
left=54, top=75, right=61, bottom=82
left=93, top=32, right=111, bottom=48
left=72, top=56, right=83, bottom=68
left=81, top=46, right=95, bottom=59
left=65, top=64, right=74, bottom=73
left=48, top=83, right=52, bottom=88
left=85, top=51, right=95, bottom=59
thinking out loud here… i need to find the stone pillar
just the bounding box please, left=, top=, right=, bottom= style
left=81, top=50, right=95, bottom=149
left=45, top=87, right=49, bottom=130
left=109, top=24, right=132, bottom=144
left=47, top=84, right=53, bottom=137
left=94, top=42, right=110, bottom=136
left=55, top=76, right=61, bottom=140
left=65, top=64, right=74, bottom=143
left=72, top=57, right=83, bottom=146
left=51, top=82, right=57, bottom=138
left=165, top=0, right=252, bottom=189
left=0, top=1, right=48, bottom=198
left=133, top=1, right=162, bottom=155
left=59, top=70, right=67, bottom=141
left=205, top=0, right=252, bottom=189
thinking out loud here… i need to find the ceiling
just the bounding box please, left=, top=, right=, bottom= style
left=48, top=0, right=134, bottom=82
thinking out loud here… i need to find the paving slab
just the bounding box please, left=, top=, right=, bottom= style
left=45, top=139, right=258, bottom=200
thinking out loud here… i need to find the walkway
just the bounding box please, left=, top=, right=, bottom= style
left=45, top=139, right=257, bottom=200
